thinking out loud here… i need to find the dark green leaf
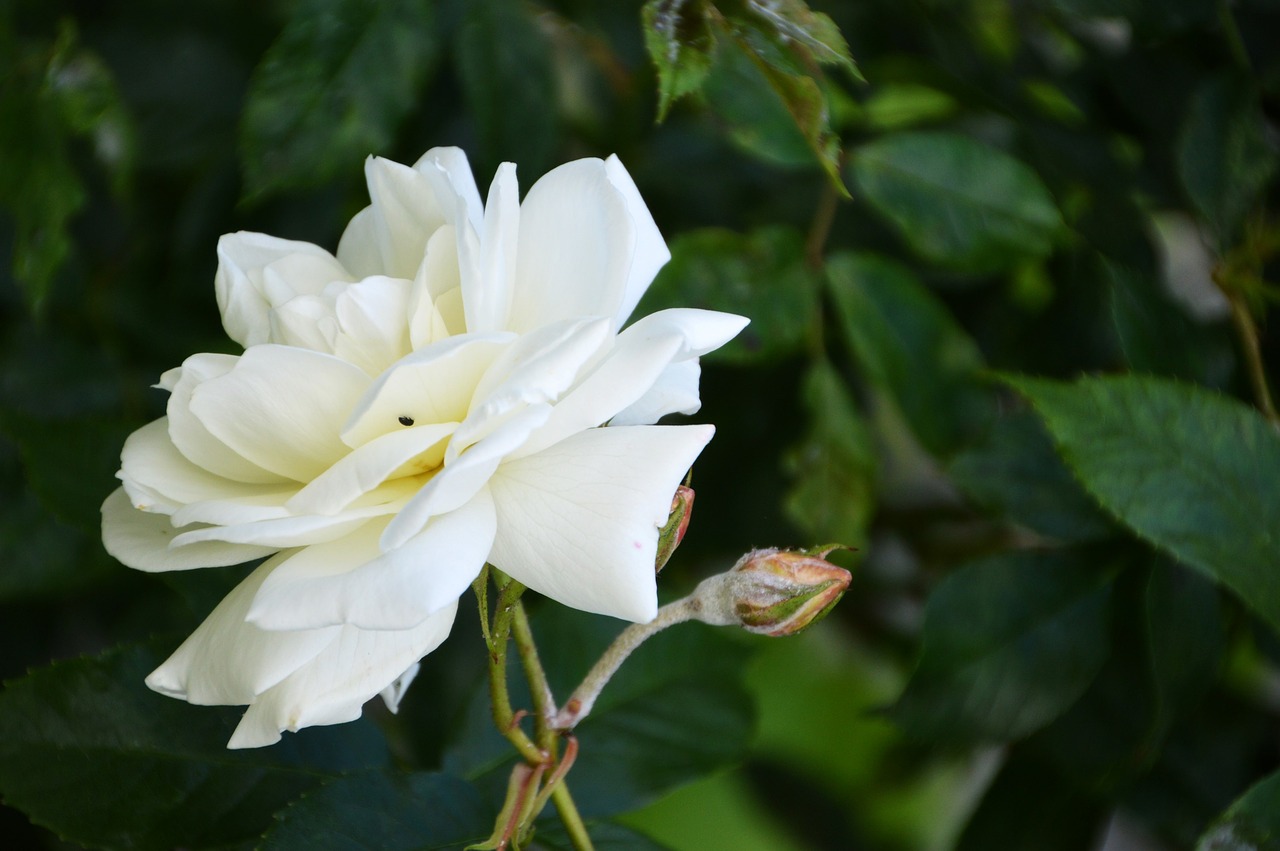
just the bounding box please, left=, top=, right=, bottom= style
left=1197, top=770, right=1280, bottom=851
left=826, top=252, right=993, bottom=456
left=0, top=46, right=85, bottom=311
left=639, top=226, right=819, bottom=364
left=0, top=410, right=135, bottom=530
left=642, top=0, right=717, bottom=120
left=1105, top=257, right=1233, bottom=384
left=949, top=410, right=1114, bottom=543
left=1177, top=73, right=1277, bottom=248
left=456, top=0, right=558, bottom=179
left=956, top=753, right=1105, bottom=851
left=1144, top=558, right=1226, bottom=740
left=784, top=360, right=876, bottom=549
left=734, top=0, right=858, bottom=76
left=1007, top=375, right=1280, bottom=633
left=849, top=132, right=1065, bottom=273
left=892, top=549, right=1113, bottom=745
left=445, top=607, right=754, bottom=819
left=0, top=642, right=390, bottom=851
left=260, top=771, right=491, bottom=851
left=239, top=0, right=437, bottom=199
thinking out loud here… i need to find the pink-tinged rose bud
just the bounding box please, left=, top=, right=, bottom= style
left=655, top=485, right=695, bottom=573
left=727, top=546, right=851, bottom=636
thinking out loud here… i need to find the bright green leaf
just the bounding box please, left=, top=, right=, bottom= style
left=826, top=252, right=993, bottom=456
left=1177, top=72, right=1277, bottom=248
left=260, top=770, right=491, bottom=851
left=949, top=410, right=1114, bottom=543
left=642, top=0, right=716, bottom=120
left=1197, top=770, right=1280, bottom=851
left=456, top=0, right=559, bottom=179
left=849, top=131, right=1065, bottom=273
left=0, top=642, right=390, bottom=851
left=784, top=361, right=876, bottom=549
left=239, top=0, right=437, bottom=200
left=891, top=549, right=1113, bottom=745
left=862, top=83, right=958, bottom=131
left=1007, top=375, right=1280, bottom=634
left=639, top=226, right=820, bottom=364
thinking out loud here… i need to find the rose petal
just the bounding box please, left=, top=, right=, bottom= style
left=362, top=156, right=450, bottom=279
left=381, top=404, right=551, bottom=550
left=507, top=159, right=635, bottom=333
left=170, top=498, right=406, bottom=549
left=380, top=662, right=419, bottom=713
left=190, top=345, right=370, bottom=482
left=336, top=206, right=382, bottom=279
left=102, top=488, right=278, bottom=572
left=488, top=424, right=715, bottom=622
left=248, top=490, right=495, bottom=631
left=609, top=360, right=702, bottom=426
left=226, top=601, right=457, bottom=748
left=287, top=422, right=456, bottom=516
left=466, top=162, right=518, bottom=333
left=340, top=334, right=511, bottom=449
left=120, top=418, right=290, bottom=512
left=413, top=147, right=484, bottom=233
left=168, top=354, right=290, bottom=485
left=215, top=232, right=347, bottom=348
left=409, top=228, right=462, bottom=349
left=604, top=155, right=671, bottom=327
left=146, top=554, right=340, bottom=706
left=329, top=276, right=414, bottom=375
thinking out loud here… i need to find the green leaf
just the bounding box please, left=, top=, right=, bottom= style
left=891, top=549, right=1113, bottom=745
left=642, top=0, right=717, bottom=120
left=849, top=131, right=1065, bottom=273
left=1177, top=73, right=1277, bottom=248
left=1197, top=770, right=1280, bottom=851
left=0, top=42, right=86, bottom=311
left=956, top=753, right=1105, bottom=851
left=949, top=410, right=1114, bottom=543
left=239, top=0, right=437, bottom=200
left=445, top=607, right=754, bottom=820
left=0, top=642, right=390, bottom=851
left=638, top=226, right=819, bottom=364
left=784, top=361, right=876, bottom=549
left=260, top=771, right=492, bottom=851
left=862, top=83, right=958, bottom=131
left=826, top=252, right=993, bottom=456
left=1144, top=558, right=1226, bottom=740
left=1007, top=375, right=1280, bottom=634
left=456, top=0, right=558, bottom=179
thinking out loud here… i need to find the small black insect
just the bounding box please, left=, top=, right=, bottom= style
left=398, top=415, right=415, bottom=427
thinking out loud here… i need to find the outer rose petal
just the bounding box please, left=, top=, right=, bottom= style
left=610, top=361, right=702, bottom=426
left=466, top=162, right=518, bottom=334
left=145, top=554, right=339, bottom=705
left=101, top=488, right=277, bottom=572
left=487, top=424, right=716, bottom=622
left=506, top=159, right=636, bottom=334
left=248, top=490, right=495, bottom=631
left=227, top=601, right=457, bottom=748
left=604, top=155, right=671, bottom=327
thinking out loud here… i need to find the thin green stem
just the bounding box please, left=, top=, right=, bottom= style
left=511, top=601, right=557, bottom=754
left=473, top=565, right=492, bottom=650
left=485, top=575, right=543, bottom=765
left=1227, top=288, right=1280, bottom=426
left=551, top=782, right=594, bottom=851
left=1218, top=0, right=1251, bottom=71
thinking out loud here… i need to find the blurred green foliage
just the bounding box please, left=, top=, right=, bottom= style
left=1, top=0, right=1280, bottom=849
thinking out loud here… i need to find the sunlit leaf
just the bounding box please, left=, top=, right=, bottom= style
left=642, top=0, right=717, bottom=120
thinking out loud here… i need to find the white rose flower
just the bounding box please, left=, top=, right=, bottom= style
left=101, top=148, right=746, bottom=748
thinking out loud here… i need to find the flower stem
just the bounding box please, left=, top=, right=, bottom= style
left=552, top=597, right=702, bottom=730
left=511, top=600, right=557, bottom=753
left=484, top=575, right=544, bottom=765
left=551, top=782, right=594, bottom=851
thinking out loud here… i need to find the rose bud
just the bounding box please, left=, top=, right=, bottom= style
left=654, top=485, right=695, bottom=573
left=727, top=546, right=851, bottom=636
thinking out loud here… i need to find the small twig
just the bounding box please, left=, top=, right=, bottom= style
left=1227, top=289, right=1280, bottom=426
left=511, top=600, right=558, bottom=754
left=551, top=781, right=594, bottom=851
